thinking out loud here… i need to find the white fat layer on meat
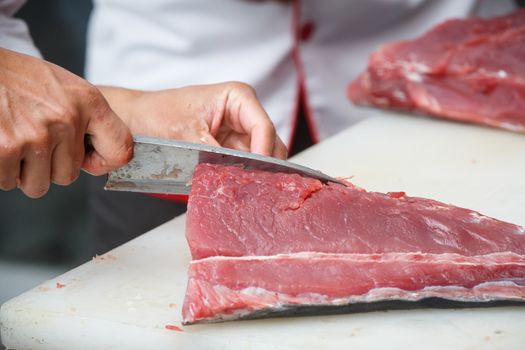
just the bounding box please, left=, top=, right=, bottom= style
left=239, top=287, right=331, bottom=304
left=411, top=62, right=431, bottom=73
left=406, top=71, right=423, bottom=82
left=188, top=281, right=525, bottom=323
left=468, top=211, right=490, bottom=223
left=430, top=204, right=453, bottom=210
left=417, top=91, right=442, bottom=112
left=497, top=70, right=508, bottom=78
left=240, top=286, right=276, bottom=297
left=424, top=218, right=461, bottom=248
left=392, top=89, right=407, bottom=101
left=399, top=59, right=431, bottom=83
left=499, top=121, right=525, bottom=132
left=464, top=229, right=502, bottom=251
left=372, top=96, right=391, bottom=107
left=282, top=182, right=299, bottom=191
left=404, top=55, right=431, bottom=73
left=190, top=251, right=525, bottom=264
left=424, top=218, right=450, bottom=233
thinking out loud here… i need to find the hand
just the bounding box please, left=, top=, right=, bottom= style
left=0, top=48, right=133, bottom=198
left=99, top=82, right=288, bottom=159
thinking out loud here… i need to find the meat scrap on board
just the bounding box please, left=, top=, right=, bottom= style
left=182, top=164, right=525, bottom=324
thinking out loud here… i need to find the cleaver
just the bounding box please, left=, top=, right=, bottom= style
left=104, top=136, right=341, bottom=195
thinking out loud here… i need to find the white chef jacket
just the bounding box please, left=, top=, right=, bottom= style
left=86, top=0, right=516, bottom=146
left=0, top=0, right=40, bottom=57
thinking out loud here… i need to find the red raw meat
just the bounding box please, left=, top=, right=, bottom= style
left=183, top=164, right=525, bottom=324
left=347, top=10, right=525, bottom=132
left=182, top=252, right=525, bottom=324
left=185, top=164, right=525, bottom=260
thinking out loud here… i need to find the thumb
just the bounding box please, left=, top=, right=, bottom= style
left=82, top=106, right=133, bottom=176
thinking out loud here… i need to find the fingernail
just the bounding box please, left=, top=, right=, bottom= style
left=81, top=168, right=95, bottom=176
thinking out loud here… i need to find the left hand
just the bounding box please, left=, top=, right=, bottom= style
left=99, top=82, right=288, bottom=159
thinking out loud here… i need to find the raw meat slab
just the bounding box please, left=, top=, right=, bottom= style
left=186, top=164, right=525, bottom=259
left=348, top=10, right=525, bottom=132
left=183, top=163, right=525, bottom=324
left=183, top=252, right=525, bottom=324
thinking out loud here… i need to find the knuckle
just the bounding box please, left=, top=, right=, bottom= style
left=116, top=141, right=134, bottom=166
left=92, top=102, right=113, bottom=124
left=0, top=139, right=22, bottom=159
left=84, top=86, right=111, bottom=122
left=259, top=118, right=276, bottom=134
left=83, top=84, right=103, bottom=102
left=229, top=81, right=256, bottom=96
left=54, top=108, right=80, bottom=131
left=27, top=126, right=49, bottom=145
left=117, top=132, right=134, bottom=162
left=28, top=131, right=52, bottom=155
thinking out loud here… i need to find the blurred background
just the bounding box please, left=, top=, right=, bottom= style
left=0, top=0, right=93, bottom=324
left=1, top=2, right=521, bottom=349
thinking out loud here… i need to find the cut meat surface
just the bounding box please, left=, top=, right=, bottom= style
left=183, top=164, right=525, bottom=324
left=182, top=252, right=525, bottom=324
left=186, top=164, right=525, bottom=260
left=347, top=10, right=525, bottom=132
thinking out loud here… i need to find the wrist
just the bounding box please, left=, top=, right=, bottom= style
left=97, top=85, right=145, bottom=127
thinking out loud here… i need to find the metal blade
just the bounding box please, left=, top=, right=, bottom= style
left=104, top=136, right=341, bottom=195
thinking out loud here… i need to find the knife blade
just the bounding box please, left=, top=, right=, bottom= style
left=104, top=136, right=342, bottom=195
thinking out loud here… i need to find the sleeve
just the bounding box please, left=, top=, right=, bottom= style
left=0, top=0, right=41, bottom=57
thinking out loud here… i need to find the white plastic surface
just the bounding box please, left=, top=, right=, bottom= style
left=2, top=112, right=525, bottom=350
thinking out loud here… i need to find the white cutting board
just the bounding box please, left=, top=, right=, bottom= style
left=2, top=112, right=525, bottom=350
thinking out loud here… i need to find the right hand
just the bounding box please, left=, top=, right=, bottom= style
left=0, top=48, right=133, bottom=198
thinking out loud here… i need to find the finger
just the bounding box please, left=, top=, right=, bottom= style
left=82, top=105, right=133, bottom=176
left=239, top=98, right=276, bottom=156
left=51, top=137, right=83, bottom=186
left=272, top=136, right=288, bottom=160
left=0, top=146, right=21, bottom=191
left=220, top=133, right=251, bottom=153
left=248, top=118, right=276, bottom=157
left=216, top=126, right=251, bottom=152
left=225, top=85, right=277, bottom=156
left=0, top=114, right=22, bottom=188
left=18, top=145, right=52, bottom=198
